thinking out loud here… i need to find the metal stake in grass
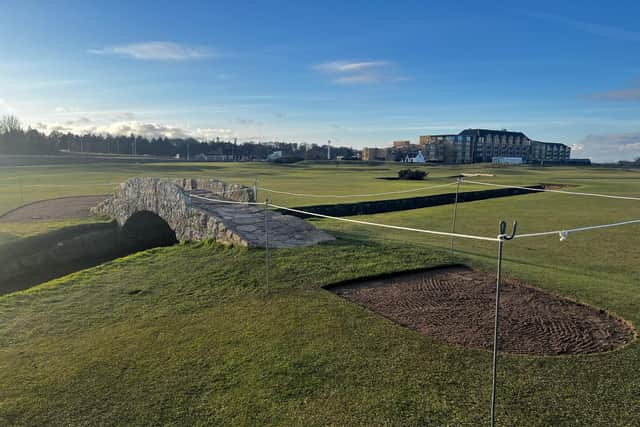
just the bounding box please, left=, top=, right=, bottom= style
left=450, top=177, right=461, bottom=253
left=264, top=197, right=270, bottom=289
left=18, top=176, right=24, bottom=205
left=254, top=177, right=259, bottom=202
left=491, top=219, right=517, bottom=427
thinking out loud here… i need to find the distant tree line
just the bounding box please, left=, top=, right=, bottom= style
left=0, top=115, right=358, bottom=160
left=0, top=115, right=58, bottom=154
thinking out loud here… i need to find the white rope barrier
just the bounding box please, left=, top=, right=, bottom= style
left=184, top=182, right=640, bottom=244
left=514, top=218, right=640, bottom=240
left=461, top=179, right=640, bottom=201
left=188, top=192, right=500, bottom=242
left=268, top=202, right=501, bottom=242
left=191, top=192, right=640, bottom=242
left=258, top=182, right=457, bottom=198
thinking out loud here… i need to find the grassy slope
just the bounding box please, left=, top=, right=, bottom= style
left=0, top=219, right=102, bottom=246
left=0, top=241, right=638, bottom=426
left=1, top=162, right=640, bottom=425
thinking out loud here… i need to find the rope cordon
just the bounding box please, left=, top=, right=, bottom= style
left=514, top=218, right=640, bottom=240
left=189, top=193, right=500, bottom=242
left=190, top=191, right=640, bottom=242
left=461, top=179, right=640, bottom=201
left=258, top=182, right=456, bottom=198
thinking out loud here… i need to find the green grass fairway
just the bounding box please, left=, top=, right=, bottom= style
left=1, top=161, right=639, bottom=425
left=3, top=161, right=638, bottom=214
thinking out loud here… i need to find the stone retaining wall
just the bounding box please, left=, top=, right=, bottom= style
left=285, top=186, right=544, bottom=218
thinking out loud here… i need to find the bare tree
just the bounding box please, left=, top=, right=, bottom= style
left=0, top=115, right=22, bottom=134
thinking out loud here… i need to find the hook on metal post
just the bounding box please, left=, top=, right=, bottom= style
left=499, top=220, right=517, bottom=241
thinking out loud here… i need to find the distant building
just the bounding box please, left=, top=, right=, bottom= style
left=267, top=151, right=283, bottom=161
left=207, top=154, right=235, bottom=162
left=404, top=150, right=426, bottom=163
left=362, top=147, right=390, bottom=161
left=493, top=156, right=524, bottom=165
left=192, top=153, right=235, bottom=162
left=419, top=129, right=571, bottom=164
left=393, top=140, right=411, bottom=150
left=363, top=128, right=570, bottom=164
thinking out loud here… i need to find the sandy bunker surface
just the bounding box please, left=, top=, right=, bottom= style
left=329, top=266, right=635, bottom=355
left=0, top=196, right=107, bottom=222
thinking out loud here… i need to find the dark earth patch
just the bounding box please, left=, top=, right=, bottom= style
left=328, top=266, right=635, bottom=355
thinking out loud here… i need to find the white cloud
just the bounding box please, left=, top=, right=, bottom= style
left=0, top=98, right=16, bottom=114
left=570, top=143, right=585, bottom=152
left=88, top=41, right=215, bottom=61
left=521, top=11, right=640, bottom=42
left=64, top=117, right=93, bottom=126
left=192, top=127, right=234, bottom=140
left=335, top=74, right=382, bottom=84
left=314, top=60, right=403, bottom=84
left=620, top=142, right=640, bottom=151
left=590, top=87, right=640, bottom=101
left=36, top=119, right=233, bottom=141
left=576, top=132, right=640, bottom=161
left=315, top=61, right=391, bottom=73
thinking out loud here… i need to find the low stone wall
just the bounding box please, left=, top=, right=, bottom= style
left=285, top=186, right=544, bottom=218
left=171, top=178, right=255, bottom=202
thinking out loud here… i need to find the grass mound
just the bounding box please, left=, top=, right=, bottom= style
left=1, top=239, right=639, bottom=425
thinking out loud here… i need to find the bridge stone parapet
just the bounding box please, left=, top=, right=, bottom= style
left=171, top=178, right=255, bottom=202
left=91, top=177, right=333, bottom=248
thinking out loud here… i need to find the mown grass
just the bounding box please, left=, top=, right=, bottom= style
left=0, top=219, right=103, bottom=246
left=2, top=161, right=638, bottom=214
left=1, top=161, right=640, bottom=425
left=1, top=240, right=638, bottom=425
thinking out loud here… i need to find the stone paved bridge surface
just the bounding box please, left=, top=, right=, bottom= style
left=91, top=177, right=334, bottom=248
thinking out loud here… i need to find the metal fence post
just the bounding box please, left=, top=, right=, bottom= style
left=264, top=197, right=270, bottom=289
left=450, top=177, right=461, bottom=253
left=18, top=176, right=24, bottom=205
left=254, top=177, right=259, bottom=202
left=490, top=220, right=516, bottom=427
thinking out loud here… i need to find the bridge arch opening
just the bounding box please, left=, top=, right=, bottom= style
left=120, top=211, right=178, bottom=252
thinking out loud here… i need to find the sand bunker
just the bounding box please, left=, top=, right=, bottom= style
left=329, top=266, right=635, bottom=355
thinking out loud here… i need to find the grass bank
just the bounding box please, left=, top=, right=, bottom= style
left=1, top=239, right=639, bottom=425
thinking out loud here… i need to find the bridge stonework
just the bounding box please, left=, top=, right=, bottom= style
left=91, top=177, right=334, bottom=248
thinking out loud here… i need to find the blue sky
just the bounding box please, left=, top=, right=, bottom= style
left=1, top=0, right=639, bottom=161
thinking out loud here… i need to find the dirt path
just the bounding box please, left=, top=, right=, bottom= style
left=329, top=266, right=635, bottom=355
left=0, top=196, right=108, bottom=223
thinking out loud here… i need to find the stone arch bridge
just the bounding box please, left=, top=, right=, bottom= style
left=91, top=177, right=334, bottom=248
